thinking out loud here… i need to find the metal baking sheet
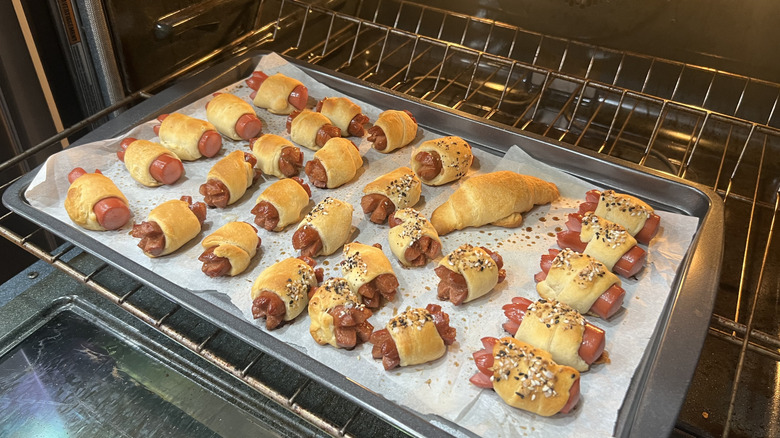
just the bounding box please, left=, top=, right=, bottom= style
left=3, top=51, right=723, bottom=437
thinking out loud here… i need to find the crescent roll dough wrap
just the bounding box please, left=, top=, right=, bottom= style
left=205, top=150, right=255, bottom=206
left=291, top=110, right=333, bottom=150
left=513, top=299, right=589, bottom=371
left=206, top=93, right=256, bottom=141
left=437, top=244, right=500, bottom=303
left=145, top=199, right=203, bottom=257
left=372, top=110, right=418, bottom=153
left=386, top=307, right=447, bottom=367
left=64, top=173, right=129, bottom=231
left=388, top=208, right=442, bottom=267
left=341, top=242, right=396, bottom=294
left=158, top=113, right=218, bottom=161
left=430, top=171, right=560, bottom=235
left=318, top=97, right=363, bottom=135
left=309, top=137, right=363, bottom=188
left=411, top=136, right=474, bottom=186
left=252, top=73, right=304, bottom=115
left=579, top=212, right=638, bottom=270
left=200, top=222, right=259, bottom=276
left=593, top=190, right=654, bottom=236
left=251, top=134, right=299, bottom=178
left=536, top=248, right=621, bottom=314
left=254, top=178, right=310, bottom=231
left=490, top=337, right=580, bottom=417
left=251, top=258, right=318, bottom=323
left=308, top=277, right=366, bottom=347
left=123, top=139, right=181, bottom=187
left=362, top=167, right=421, bottom=210
left=295, top=197, right=354, bottom=256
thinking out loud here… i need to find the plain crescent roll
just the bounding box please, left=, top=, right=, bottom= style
left=146, top=199, right=202, bottom=257
left=318, top=97, right=362, bottom=134
left=386, top=307, right=446, bottom=367
left=201, top=221, right=259, bottom=276
left=251, top=134, right=297, bottom=178
left=206, top=150, right=256, bottom=205
left=579, top=212, right=637, bottom=271
left=437, top=244, right=499, bottom=303
left=124, top=139, right=181, bottom=187
left=253, top=73, right=303, bottom=115
left=312, top=137, right=363, bottom=188
left=490, top=337, right=580, bottom=417
left=411, top=136, right=473, bottom=186
left=255, top=178, right=310, bottom=231
left=251, top=257, right=318, bottom=322
left=536, top=248, right=621, bottom=314
left=373, top=110, right=418, bottom=153
left=513, top=299, right=589, bottom=372
left=64, top=173, right=129, bottom=231
left=206, top=93, right=256, bottom=141
left=158, top=113, right=217, bottom=161
left=430, top=171, right=559, bottom=235
left=593, top=190, right=654, bottom=236
left=291, top=110, right=332, bottom=150
left=296, top=197, right=354, bottom=256
left=362, top=167, right=421, bottom=210
left=308, top=277, right=365, bottom=347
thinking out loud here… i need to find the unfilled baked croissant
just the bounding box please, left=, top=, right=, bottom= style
left=199, top=221, right=260, bottom=277
left=430, top=171, right=559, bottom=235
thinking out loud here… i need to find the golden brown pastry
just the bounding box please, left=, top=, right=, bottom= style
left=315, top=97, right=369, bottom=136
left=64, top=169, right=131, bottom=231
left=292, top=197, right=354, bottom=257
left=367, top=110, right=418, bottom=153
left=250, top=134, right=303, bottom=179
left=289, top=110, right=339, bottom=150
left=430, top=171, right=559, bottom=235
left=434, top=244, right=506, bottom=305
left=251, top=177, right=311, bottom=232
left=579, top=212, right=638, bottom=271
left=199, top=150, right=257, bottom=208
left=410, top=136, right=473, bottom=186
left=251, top=257, right=320, bottom=330
left=205, top=93, right=262, bottom=141
left=388, top=208, right=442, bottom=267
left=513, top=299, right=589, bottom=371
left=340, top=242, right=399, bottom=308
left=252, top=73, right=307, bottom=115
left=308, top=277, right=373, bottom=349
left=130, top=196, right=207, bottom=258
left=156, top=113, right=222, bottom=161
left=121, top=139, right=183, bottom=187
left=369, top=304, right=456, bottom=370
left=361, top=167, right=422, bottom=224
left=593, top=190, right=654, bottom=236
left=536, top=248, right=623, bottom=317
left=304, top=137, right=363, bottom=189
left=470, top=337, right=580, bottom=416
left=199, top=221, right=260, bottom=277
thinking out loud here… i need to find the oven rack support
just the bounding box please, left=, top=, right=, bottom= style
left=1, top=0, right=778, bottom=436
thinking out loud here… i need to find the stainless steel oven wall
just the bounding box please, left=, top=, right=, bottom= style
left=409, top=0, right=780, bottom=83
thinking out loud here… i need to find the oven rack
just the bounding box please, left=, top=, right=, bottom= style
left=1, top=0, right=778, bottom=436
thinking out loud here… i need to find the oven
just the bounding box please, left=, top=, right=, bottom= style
left=0, top=1, right=777, bottom=437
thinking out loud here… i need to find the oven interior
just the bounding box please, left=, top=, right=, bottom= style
left=1, top=0, right=778, bottom=437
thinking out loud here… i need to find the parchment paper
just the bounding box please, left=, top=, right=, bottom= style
left=25, top=52, right=699, bottom=437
